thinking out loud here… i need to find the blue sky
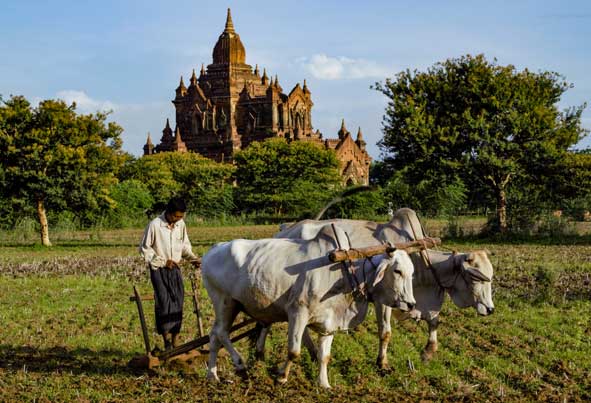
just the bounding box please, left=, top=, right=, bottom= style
left=1, top=0, right=590, bottom=159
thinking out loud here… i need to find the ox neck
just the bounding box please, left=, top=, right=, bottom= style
left=349, top=255, right=384, bottom=301
left=419, top=251, right=463, bottom=291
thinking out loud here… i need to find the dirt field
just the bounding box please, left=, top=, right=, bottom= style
left=0, top=225, right=590, bottom=402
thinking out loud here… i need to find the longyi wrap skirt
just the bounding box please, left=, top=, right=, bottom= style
left=149, top=265, right=184, bottom=334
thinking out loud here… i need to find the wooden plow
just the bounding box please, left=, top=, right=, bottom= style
left=128, top=277, right=259, bottom=370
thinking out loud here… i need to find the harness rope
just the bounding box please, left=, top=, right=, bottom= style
left=330, top=223, right=394, bottom=301
left=331, top=224, right=363, bottom=298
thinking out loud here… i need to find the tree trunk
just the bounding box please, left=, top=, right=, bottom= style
left=37, top=199, right=52, bottom=247
left=496, top=188, right=507, bottom=233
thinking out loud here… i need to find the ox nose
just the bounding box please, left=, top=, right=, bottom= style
left=487, top=307, right=495, bottom=315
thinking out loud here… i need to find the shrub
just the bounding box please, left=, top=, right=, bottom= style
left=105, top=180, right=154, bottom=228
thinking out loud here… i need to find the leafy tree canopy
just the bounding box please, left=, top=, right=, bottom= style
left=374, top=54, right=588, bottom=231
left=121, top=151, right=235, bottom=218
left=233, top=138, right=342, bottom=216
left=0, top=95, right=125, bottom=245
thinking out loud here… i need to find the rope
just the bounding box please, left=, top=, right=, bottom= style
left=331, top=224, right=362, bottom=296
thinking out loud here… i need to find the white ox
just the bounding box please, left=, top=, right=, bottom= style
left=201, top=225, right=416, bottom=388
left=273, top=208, right=494, bottom=367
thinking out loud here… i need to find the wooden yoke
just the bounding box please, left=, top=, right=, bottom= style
left=328, top=237, right=441, bottom=263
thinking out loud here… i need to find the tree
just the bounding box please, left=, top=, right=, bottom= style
left=0, top=95, right=125, bottom=245
left=106, top=179, right=154, bottom=228
left=374, top=54, right=588, bottom=232
left=233, top=138, right=342, bottom=216
left=547, top=150, right=591, bottom=220
left=120, top=152, right=235, bottom=218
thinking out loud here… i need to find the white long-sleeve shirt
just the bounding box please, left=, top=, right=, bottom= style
left=139, top=213, right=198, bottom=269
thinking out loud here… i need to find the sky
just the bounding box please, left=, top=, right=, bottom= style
left=1, top=0, right=590, bottom=160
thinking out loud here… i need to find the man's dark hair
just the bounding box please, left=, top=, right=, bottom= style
left=166, top=197, right=187, bottom=214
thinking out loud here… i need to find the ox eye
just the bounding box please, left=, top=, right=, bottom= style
left=393, top=269, right=402, bottom=275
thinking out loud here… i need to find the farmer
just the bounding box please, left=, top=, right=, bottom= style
left=139, top=197, right=200, bottom=350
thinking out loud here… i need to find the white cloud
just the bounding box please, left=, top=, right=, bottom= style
left=50, top=90, right=172, bottom=155
left=55, top=90, right=116, bottom=114
left=301, top=54, right=393, bottom=80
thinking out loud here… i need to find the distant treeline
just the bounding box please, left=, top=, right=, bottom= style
left=1, top=54, right=590, bottom=245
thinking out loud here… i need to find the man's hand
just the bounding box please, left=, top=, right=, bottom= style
left=165, top=259, right=177, bottom=269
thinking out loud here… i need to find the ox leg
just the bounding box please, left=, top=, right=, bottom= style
left=421, top=317, right=439, bottom=362
left=375, top=303, right=392, bottom=370
left=207, top=332, right=223, bottom=381
left=207, top=294, right=246, bottom=381
left=302, top=327, right=318, bottom=361
left=255, top=325, right=270, bottom=360
left=277, top=309, right=308, bottom=384
left=317, top=334, right=334, bottom=388
left=257, top=325, right=316, bottom=362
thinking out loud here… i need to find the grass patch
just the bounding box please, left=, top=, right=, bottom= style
left=0, top=226, right=590, bottom=401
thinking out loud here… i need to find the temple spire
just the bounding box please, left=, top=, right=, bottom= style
left=254, top=64, right=260, bottom=76
left=356, top=127, right=363, bottom=140
left=176, top=76, right=187, bottom=98
left=303, top=79, right=309, bottom=93
left=143, top=132, right=154, bottom=155
left=338, top=118, right=349, bottom=139
left=200, top=63, right=205, bottom=76
left=190, top=69, right=197, bottom=86
left=161, top=118, right=173, bottom=142
left=224, top=8, right=235, bottom=33
left=262, top=68, right=269, bottom=85
left=173, top=126, right=187, bottom=152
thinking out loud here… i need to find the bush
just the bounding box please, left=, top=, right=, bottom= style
left=105, top=180, right=154, bottom=228
left=322, top=187, right=386, bottom=220
left=233, top=138, right=341, bottom=216
left=563, top=195, right=591, bottom=221
left=121, top=152, right=235, bottom=218
left=379, top=170, right=467, bottom=218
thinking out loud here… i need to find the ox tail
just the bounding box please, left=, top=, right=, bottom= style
left=313, top=185, right=374, bottom=220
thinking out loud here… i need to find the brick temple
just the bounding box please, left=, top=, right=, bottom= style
left=143, top=9, right=371, bottom=185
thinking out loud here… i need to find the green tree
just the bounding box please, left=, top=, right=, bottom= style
left=234, top=138, right=342, bottom=216
left=374, top=54, right=588, bottom=232
left=548, top=150, right=591, bottom=220
left=0, top=95, right=125, bottom=245
left=106, top=179, right=154, bottom=227
left=121, top=152, right=235, bottom=218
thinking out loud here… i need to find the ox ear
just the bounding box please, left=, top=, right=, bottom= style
left=462, top=262, right=491, bottom=282
left=372, top=257, right=391, bottom=287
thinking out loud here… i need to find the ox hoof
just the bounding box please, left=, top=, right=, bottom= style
left=421, top=351, right=434, bottom=362
left=235, top=368, right=249, bottom=380
left=206, top=373, right=220, bottom=383
left=277, top=376, right=288, bottom=385
left=376, top=357, right=389, bottom=370
left=254, top=351, right=265, bottom=361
